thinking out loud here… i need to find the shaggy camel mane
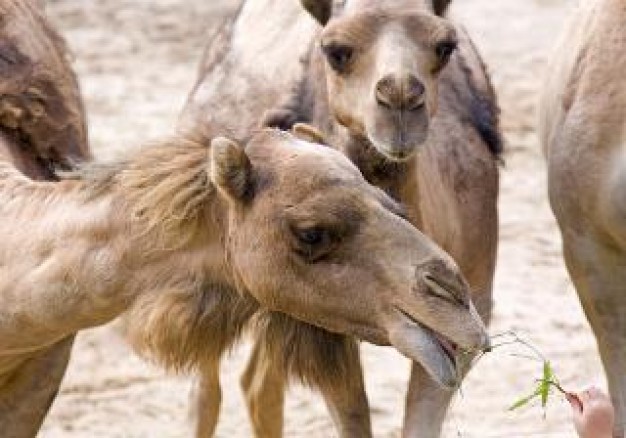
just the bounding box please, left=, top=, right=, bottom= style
left=128, top=280, right=259, bottom=372
left=254, top=311, right=362, bottom=391
left=73, top=136, right=216, bottom=249
left=1, top=134, right=262, bottom=371
left=70, top=135, right=260, bottom=371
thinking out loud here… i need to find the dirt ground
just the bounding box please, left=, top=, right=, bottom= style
left=38, top=0, right=605, bottom=437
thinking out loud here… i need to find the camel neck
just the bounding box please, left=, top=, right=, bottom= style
left=335, top=131, right=423, bottom=228
left=0, top=142, right=239, bottom=354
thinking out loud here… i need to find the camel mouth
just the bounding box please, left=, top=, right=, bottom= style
left=366, top=135, right=419, bottom=162
left=388, top=307, right=460, bottom=389
left=364, top=125, right=428, bottom=163
left=397, top=308, right=459, bottom=363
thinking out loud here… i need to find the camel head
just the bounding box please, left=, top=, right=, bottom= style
left=303, top=0, right=458, bottom=161
left=210, top=129, right=488, bottom=388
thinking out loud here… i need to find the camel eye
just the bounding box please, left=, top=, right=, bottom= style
left=435, top=40, right=457, bottom=65
left=296, top=227, right=326, bottom=246
left=291, top=225, right=335, bottom=262
left=322, top=43, right=354, bottom=73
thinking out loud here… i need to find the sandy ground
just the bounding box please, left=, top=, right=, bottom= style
left=37, top=0, right=606, bottom=437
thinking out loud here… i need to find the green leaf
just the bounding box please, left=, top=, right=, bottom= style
left=540, top=361, right=553, bottom=408
left=543, top=361, right=553, bottom=382
left=508, top=388, right=541, bottom=411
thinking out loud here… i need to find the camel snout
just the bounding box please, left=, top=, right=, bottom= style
left=375, top=73, right=426, bottom=112
left=415, top=258, right=471, bottom=307
left=468, top=301, right=491, bottom=353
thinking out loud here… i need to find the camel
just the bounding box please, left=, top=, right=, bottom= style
left=181, top=0, right=501, bottom=436
left=0, top=0, right=89, bottom=434
left=0, top=126, right=491, bottom=436
left=539, top=0, right=626, bottom=435
left=0, top=0, right=88, bottom=178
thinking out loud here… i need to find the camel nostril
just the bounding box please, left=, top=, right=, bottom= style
left=375, top=74, right=426, bottom=112
left=403, top=76, right=426, bottom=111
left=375, top=89, right=393, bottom=109
left=375, top=76, right=398, bottom=110
left=404, top=94, right=426, bottom=111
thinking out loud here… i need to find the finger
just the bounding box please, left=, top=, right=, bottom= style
left=566, top=392, right=583, bottom=412
left=586, top=386, right=603, bottom=398
left=580, top=389, right=592, bottom=402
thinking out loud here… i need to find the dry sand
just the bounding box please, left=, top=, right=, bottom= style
left=38, top=0, right=604, bottom=436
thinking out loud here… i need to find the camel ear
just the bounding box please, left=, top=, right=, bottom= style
left=210, top=137, right=252, bottom=201
left=432, top=0, right=452, bottom=16
left=292, top=123, right=327, bottom=146
left=301, top=0, right=332, bottom=25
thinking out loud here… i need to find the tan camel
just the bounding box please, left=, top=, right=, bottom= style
left=540, top=0, right=626, bottom=435
left=0, top=0, right=89, bottom=435
left=181, top=1, right=500, bottom=437
left=0, top=128, right=490, bottom=437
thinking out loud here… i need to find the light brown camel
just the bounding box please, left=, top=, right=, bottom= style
left=0, top=127, right=490, bottom=437
left=0, top=0, right=89, bottom=435
left=181, top=1, right=500, bottom=437
left=540, top=0, right=626, bottom=435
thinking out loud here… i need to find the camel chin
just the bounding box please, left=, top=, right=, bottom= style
left=364, top=110, right=431, bottom=162
left=387, top=310, right=458, bottom=389
left=365, top=132, right=428, bottom=162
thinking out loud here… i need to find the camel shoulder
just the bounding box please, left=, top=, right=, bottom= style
left=439, top=26, right=503, bottom=158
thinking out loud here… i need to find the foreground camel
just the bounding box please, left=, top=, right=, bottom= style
left=0, top=127, right=490, bottom=436
left=0, top=0, right=89, bottom=434
left=181, top=0, right=500, bottom=436
left=540, top=0, right=626, bottom=435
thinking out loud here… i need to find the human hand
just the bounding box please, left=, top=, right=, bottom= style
left=567, top=386, right=615, bottom=438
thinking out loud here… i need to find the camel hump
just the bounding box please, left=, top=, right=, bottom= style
left=0, top=0, right=89, bottom=177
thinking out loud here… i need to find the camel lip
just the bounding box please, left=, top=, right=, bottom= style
left=390, top=306, right=459, bottom=389
left=395, top=307, right=459, bottom=365
left=369, top=140, right=418, bottom=162
left=364, top=128, right=422, bottom=162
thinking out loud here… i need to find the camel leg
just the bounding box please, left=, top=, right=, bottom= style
left=240, top=340, right=286, bottom=438
left=402, top=363, right=454, bottom=438
left=243, top=315, right=370, bottom=438
left=401, top=283, right=491, bottom=438
left=0, top=335, right=74, bottom=438
left=190, top=359, right=222, bottom=438
left=564, top=240, right=626, bottom=437
left=319, top=344, right=372, bottom=438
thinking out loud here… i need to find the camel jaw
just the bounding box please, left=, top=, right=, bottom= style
left=388, top=307, right=459, bottom=389
left=365, top=134, right=420, bottom=163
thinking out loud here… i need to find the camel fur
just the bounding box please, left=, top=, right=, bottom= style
left=540, top=0, right=626, bottom=435
left=180, top=1, right=500, bottom=437
left=0, top=128, right=488, bottom=436
left=0, top=0, right=89, bottom=434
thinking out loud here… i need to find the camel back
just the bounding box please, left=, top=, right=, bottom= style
left=178, top=0, right=317, bottom=142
